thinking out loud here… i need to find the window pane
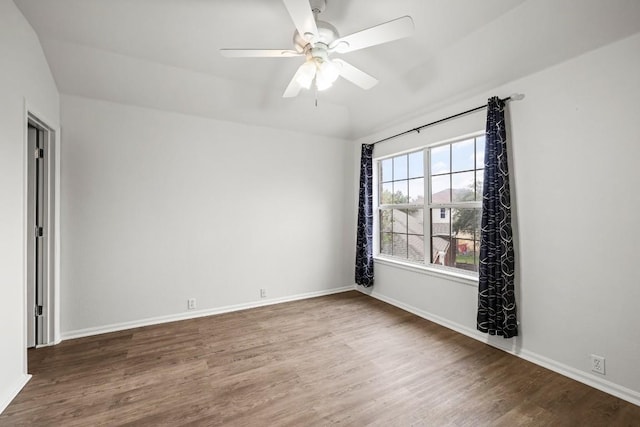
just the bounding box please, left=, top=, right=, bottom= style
left=474, top=211, right=482, bottom=241
left=392, top=234, right=408, bottom=258
left=393, top=155, right=408, bottom=180
left=452, top=208, right=478, bottom=240
left=393, top=180, right=408, bottom=204
left=408, top=151, right=424, bottom=178
left=380, top=182, right=393, bottom=204
left=431, top=208, right=451, bottom=266
left=380, top=232, right=392, bottom=255
left=431, top=175, right=450, bottom=203
left=451, top=172, right=475, bottom=202
left=431, top=208, right=450, bottom=235
left=407, top=208, right=423, bottom=235
left=380, top=210, right=392, bottom=232
left=381, top=159, right=393, bottom=182
left=455, top=238, right=477, bottom=272
left=393, top=209, right=407, bottom=233
left=408, top=178, right=424, bottom=203
left=408, top=235, right=424, bottom=261
left=476, top=135, right=486, bottom=170
left=431, top=145, right=450, bottom=175
left=476, top=169, right=484, bottom=201
left=431, top=235, right=451, bottom=266
left=452, top=139, right=475, bottom=172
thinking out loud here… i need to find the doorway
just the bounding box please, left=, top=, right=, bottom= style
left=26, top=116, right=56, bottom=348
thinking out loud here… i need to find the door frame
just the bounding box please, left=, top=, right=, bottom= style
left=23, top=103, right=60, bottom=354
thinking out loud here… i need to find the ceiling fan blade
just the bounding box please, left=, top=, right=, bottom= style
left=283, top=64, right=307, bottom=98
left=334, top=59, right=378, bottom=90
left=282, top=0, right=318, bottom=42
left=330, top=16, right=414, bottom=53
left=220, top=49, right=302, bottom=58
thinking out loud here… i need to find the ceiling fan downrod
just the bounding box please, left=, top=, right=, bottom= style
left=310, top=0, right=326, bottom=16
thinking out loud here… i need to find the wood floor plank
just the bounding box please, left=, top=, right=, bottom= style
left=2, top=291, right=639, bottom=426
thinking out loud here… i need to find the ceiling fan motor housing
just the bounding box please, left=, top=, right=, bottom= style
left=293, top=20, right=339, bottom=53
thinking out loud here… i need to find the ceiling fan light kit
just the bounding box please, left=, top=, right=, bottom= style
left=220, top=0, right=414, bottom=98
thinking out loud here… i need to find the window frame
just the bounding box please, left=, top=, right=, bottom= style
left=373, top=132, right=485, bottom=283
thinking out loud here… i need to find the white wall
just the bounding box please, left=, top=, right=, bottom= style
left=355, top=33, right=640, bottom=404
left=60, top=95, right=352, bottom=334
left=0, top=0, right=59, bottom=413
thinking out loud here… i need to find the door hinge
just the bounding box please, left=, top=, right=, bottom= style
left=35, top=305, right=43, bottom=317
left=35, top=148, right=44, bottom=159
left=35, top=226, right=44, bottom=237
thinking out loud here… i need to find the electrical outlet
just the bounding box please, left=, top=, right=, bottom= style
left=260, top=288, right=267, bottom=298
left=591, top=354, right=605, bottom=375
left=187, top=298, right=196, bottom=310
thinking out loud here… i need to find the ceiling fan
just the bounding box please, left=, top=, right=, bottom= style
left=220, top=0, right=414, bottom=98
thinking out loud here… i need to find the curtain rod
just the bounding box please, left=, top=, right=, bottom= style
left=369, top=93, right=524, bottom=147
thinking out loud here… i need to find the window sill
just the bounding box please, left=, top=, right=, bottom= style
left=373, top=256, right=479, bottom=287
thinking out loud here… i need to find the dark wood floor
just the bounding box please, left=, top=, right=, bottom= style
left=2, top=291, right=639, bottom=426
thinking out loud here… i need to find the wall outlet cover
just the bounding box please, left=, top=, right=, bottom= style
left=591, top=354, right=605, bottom=375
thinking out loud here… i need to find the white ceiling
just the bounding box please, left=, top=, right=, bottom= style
left=14, top=0, right=640, bottom=140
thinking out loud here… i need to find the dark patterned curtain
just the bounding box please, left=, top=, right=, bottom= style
left=355, top=144, right=374, bottom=287
left=477, top=97, right=517, bottom=338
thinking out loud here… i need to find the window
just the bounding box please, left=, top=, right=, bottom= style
left=376, top=134, right=485, bottom=275
left=378, top=151, right=424, bottom=261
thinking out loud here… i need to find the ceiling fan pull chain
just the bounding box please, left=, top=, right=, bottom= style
left=314, top=76, right=318, bottom=107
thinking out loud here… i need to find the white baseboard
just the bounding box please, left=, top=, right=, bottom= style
left=515, top=348, right=640, bottom=407
left=62, top=286, right=354, bottom=341
left=0, top=374, right=31, bottom=415
left=359, top=286, right=640, bottom=408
